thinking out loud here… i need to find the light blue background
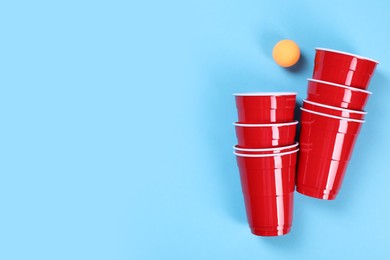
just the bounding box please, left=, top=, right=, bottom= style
left=0, top=0, right=389, bottom=259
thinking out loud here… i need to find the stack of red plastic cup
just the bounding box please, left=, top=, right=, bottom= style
left=233, top=92, right=299, bottom=236
left=297, top=48, right=378, bottom=200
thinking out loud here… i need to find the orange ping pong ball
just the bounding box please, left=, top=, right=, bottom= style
left=272, top=40, right=300, bottom=67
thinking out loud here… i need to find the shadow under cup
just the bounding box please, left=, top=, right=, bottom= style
left=235, top=149, right=298, bottom=236
left=296, top=108, right=364, bottom=200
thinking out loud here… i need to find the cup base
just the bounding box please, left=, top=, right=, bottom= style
left=251, top=226, right=291, bottom=236
left=296, top=185, right=337, bottom=200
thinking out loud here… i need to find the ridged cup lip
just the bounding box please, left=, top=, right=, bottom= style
left=233, top=142, right=299, bottom=152
left=233, top=121, right=298, bottom=127
left=300, top=107, right=365, bottom=123
left=303, top=100, right=367, bottom=114
left=234, top=149, right=299, bottom=157
left=307, top=78, right=372, bottom=94
left=233, top=92, right=297, bottom=96
left=315, top=47, right=379, bottom=64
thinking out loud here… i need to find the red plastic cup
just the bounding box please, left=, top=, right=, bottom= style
left=307, top=79, right=371, bottom=110
left=302, top=100, right=367, bottom=120
left=313, top=48, right=379, bottom=89
left=234, top=121, right=298, bottom=148
left=234, top=92, right=296, bottom=123
left=235, top=149, right=299, bottom=236
left=296, top=108, right=364, bottom=200
left=234, top=142, right=299, bottom=155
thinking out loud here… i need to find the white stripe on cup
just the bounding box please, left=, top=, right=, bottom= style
left=233, top=121, right=298, bottom=127
left=233, top=142, right=299, bottom=152
left=303, top=99, right=367, bottom=114
left=307, top=78, right=372, bottom=94
left=233, top=92, right=297, bottom=96
left=300, top=108, right=365, bottom=123
left=234, top=149, right=299, bottom=157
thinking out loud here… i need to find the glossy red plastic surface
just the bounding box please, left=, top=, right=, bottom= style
left=306, top=79, right=371, bottom=110
left=302, top=100, right=366, bottom=120
left=235, top=93, right=296, bottom=123
left=234, top=142, right=299, bottom=155
left=244, top=193, right=294, bottom=236
left=235, top=149, right=298, bottom=236
left=296, top=108, right=363, bottom=200
left=235, top=121, right=298, bottom=148
left=313, top=65, right=373, bottom=89
left=313, top=49, right=378, bottom=89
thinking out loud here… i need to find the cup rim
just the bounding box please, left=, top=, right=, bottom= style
left=315, top=47, right=379, bottom=64
left=303, top=99, right=367, bottom=114
left=233, top=92, right=297, bottom=96
left=234, top=148, right=299, bottom=157
left=307, top=78, right=372, bottom=94
left=233, top=121, right=298, bottom=127
left=233, top=142, right=299, bottom=152
left=300, top=107, right=365, bottom=123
